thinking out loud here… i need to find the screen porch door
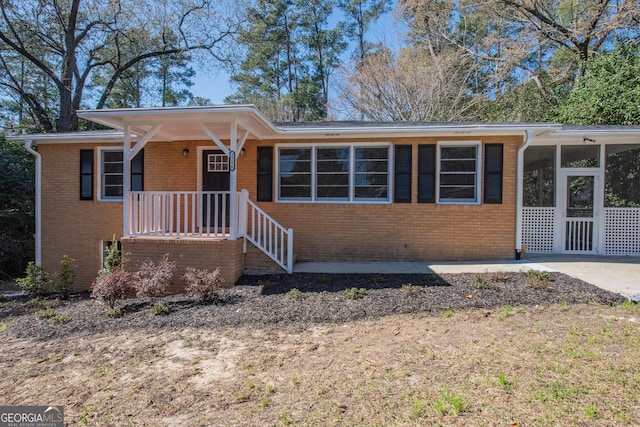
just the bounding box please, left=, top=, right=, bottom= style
left=559, top=172, right=600, bottom=253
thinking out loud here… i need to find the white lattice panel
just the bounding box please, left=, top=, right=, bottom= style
left=605, top=208, right=640, bottom=255
left=522, top=207, right=556, bottom=253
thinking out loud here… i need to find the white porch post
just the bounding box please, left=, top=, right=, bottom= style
left=123, top=125, right=131, bottom=237
left=229, top=120, right=238, bottom=240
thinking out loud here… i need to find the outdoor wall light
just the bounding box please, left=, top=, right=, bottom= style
left=182, top=148, right=190, bottom=157
left=239, top=148, right=246, bottom=156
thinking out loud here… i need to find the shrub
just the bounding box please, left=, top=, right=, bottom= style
left=183, top=266, right=225, bottom=302
left=344, top=287, right=367, bottom=300
left=471, top=274, right=498, bottom=289
left=151, top=302, right=171, bottom=315
left=56, top=255, right=74, bottom=299
left=105, top=307, right=123, bottom=318
left=134, top=255, right=176, bottom=299
left=526, top=270, right=553, bottom=289
left=90, top=267, right=135, bottom=309
left=98, top=235, right=121, bottom=278
left=285, top=288, right=304, bottom=300
left=16, top=262, right=50, bottom=299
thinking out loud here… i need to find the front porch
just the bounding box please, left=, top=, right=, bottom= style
left=126, top=189, right=294, bottom=276
left=74, top=106, right=295, bottom=280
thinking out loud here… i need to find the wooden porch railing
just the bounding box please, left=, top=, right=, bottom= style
left=240, top=190, right=293, bottom=273
left=129, top=190, right=294, bottom=273
left=129, top=191, right=231, bottom=238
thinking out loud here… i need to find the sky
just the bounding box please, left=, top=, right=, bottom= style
left=190, top=3, right=402, bottom=105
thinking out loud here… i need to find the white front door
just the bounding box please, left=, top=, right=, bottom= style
left=559, top=172, right=601, bottom=253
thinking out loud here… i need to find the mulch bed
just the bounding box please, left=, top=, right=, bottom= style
left=1, top=272, right=625, bottom=340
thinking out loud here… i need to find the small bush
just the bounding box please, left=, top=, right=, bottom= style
left=286, top=288, right=304, bottom=300
left=105, top=307, right=123, bottom=318
left=27, top=298, right=49, bottom=310
left=526, top=270, right=554, bottom=289
left=90, top=267, right=135, bottom=309
left=134, top=255, right=176, bottom=299
left=151, top=302, right=171, bottom=316
left=471, top=274, right=498, bottom=289
left=345, top=287, right=367, bottom=300
left=183, top=266, right=225, bottom=302
left=35, top=308, right=57, bottom=319
left=52, top=312, right=70, bottom=324
left=56, top=255, right=74, bottom=299
left=98, top=235, right=121, bottom=278
left=16, top=262, right=49, bottom=299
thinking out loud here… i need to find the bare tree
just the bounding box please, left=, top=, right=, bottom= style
left=399, top=0, right=640, bottom=97
left=334, top=47, right=486, bottom=121
left=0, top=0, right=244, bottom=132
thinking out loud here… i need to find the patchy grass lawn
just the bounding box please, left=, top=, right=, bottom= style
left=1, top=302, right=639, bottom=426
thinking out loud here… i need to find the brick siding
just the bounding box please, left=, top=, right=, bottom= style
left=37, top=134, right=522, bottom=292
left=121, top=237, right=244, bottom=293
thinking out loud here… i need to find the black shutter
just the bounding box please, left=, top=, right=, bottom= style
left=418, top=144, right=436, bottom=203
left=484, top=144, right=503, bottom=204
left=80, top=149, right=94, bottom=200
left=131, top=149, right=144, bottom=191
left=394, top=145, right=412, bottom=203
left=257, top=146, right=273, bottom=201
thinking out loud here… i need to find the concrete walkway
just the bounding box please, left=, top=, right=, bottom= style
left=294, top=255, right=640, bottom=299
left=525, top=254, right=640, bottom=300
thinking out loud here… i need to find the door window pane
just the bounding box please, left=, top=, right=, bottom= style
left=567, top=175, right=594, bottom=217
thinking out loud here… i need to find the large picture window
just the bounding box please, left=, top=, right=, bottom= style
left=277, top=144, right=390, bottom=203
left=438, top=143, right=481, bottom=204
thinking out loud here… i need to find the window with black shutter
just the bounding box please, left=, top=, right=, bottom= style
left=418, top=145, right=436, bottom=203
left=394, top=145, right=412, bottom=203
left=80, top=149, right=94, bottom=200
left=257, top=146, right=273, bottom=201
left=484, top=144, right=503, bottom=204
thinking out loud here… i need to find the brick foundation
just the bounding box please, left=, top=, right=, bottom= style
left=121, top=237, right=244, bottom=294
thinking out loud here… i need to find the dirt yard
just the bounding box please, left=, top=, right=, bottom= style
left=1, top=272, right=639, bottom=426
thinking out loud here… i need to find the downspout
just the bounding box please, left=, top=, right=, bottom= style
left=515, top=130, right=534, bottom=260
left=23, top=140, right=42, bottom=266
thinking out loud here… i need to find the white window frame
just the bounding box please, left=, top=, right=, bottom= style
left=275, top=142, right=392, bottom=204
left=98, top=147, right=124, bottom=202
left=437, top=141, right=482, bottom=205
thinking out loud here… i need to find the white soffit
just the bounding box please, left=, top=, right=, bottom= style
left=77, top=105, right=278, bottom=141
